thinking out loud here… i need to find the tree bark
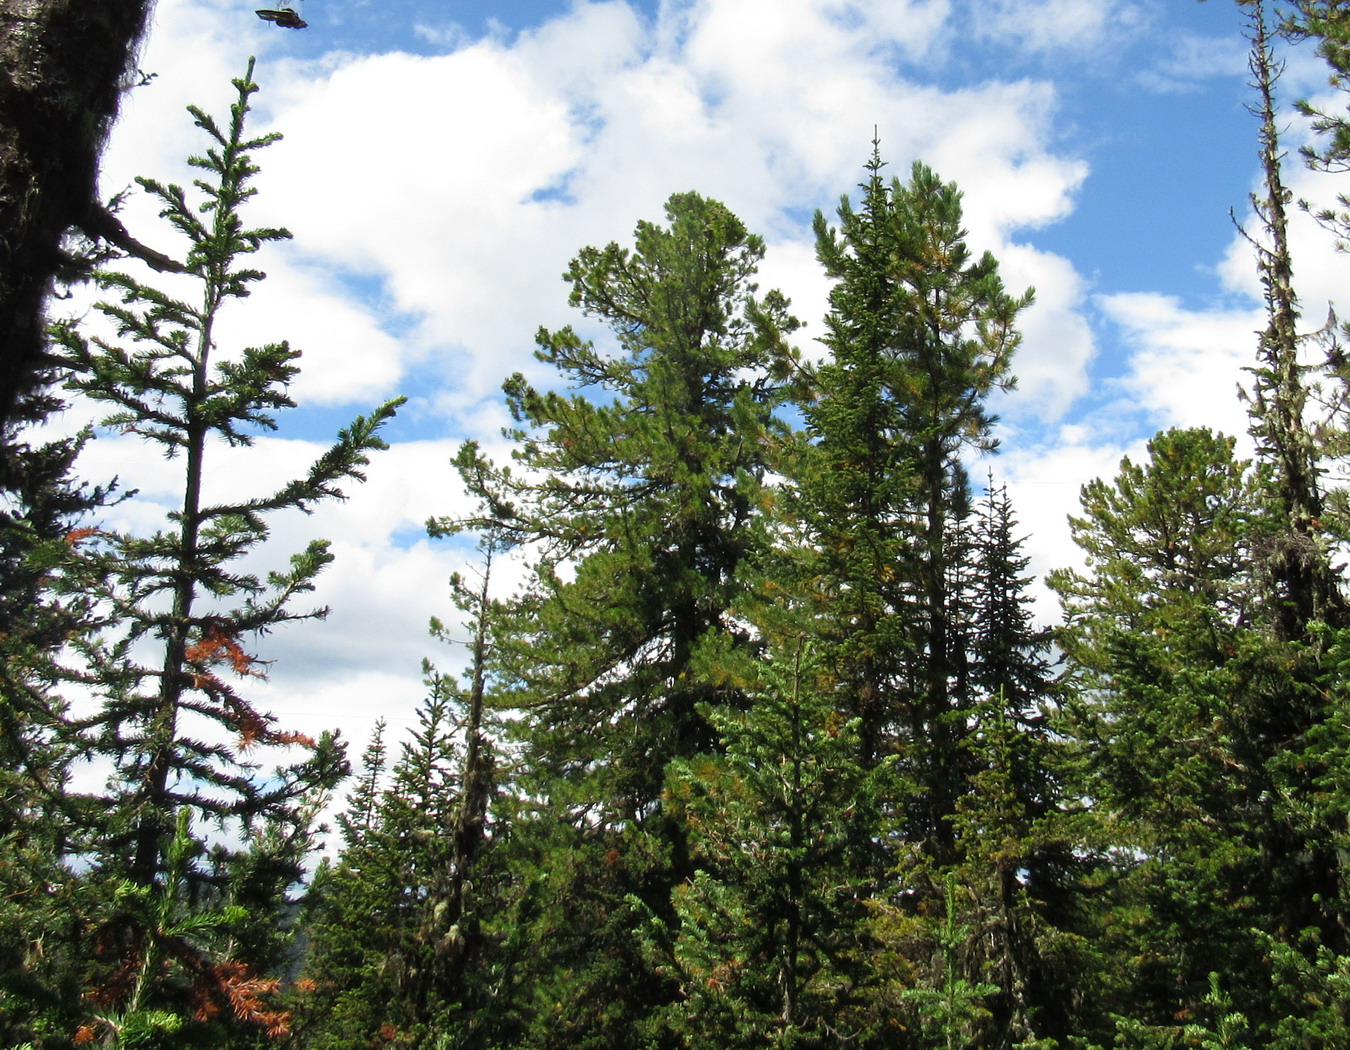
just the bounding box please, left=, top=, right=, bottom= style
left=0, top=0, right=154, bottom=420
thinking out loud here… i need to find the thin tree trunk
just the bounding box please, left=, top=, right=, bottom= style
left=1245, top=0, right=1343, bottom=639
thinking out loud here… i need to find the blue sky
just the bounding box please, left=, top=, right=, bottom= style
left=71, top=0, right=1350, bottom=750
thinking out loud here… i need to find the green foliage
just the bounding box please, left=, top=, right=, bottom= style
left=644, top=631, right=882, bottom=1047
left=0, top=61, right=400, bottom=1048
left=0, top=361, right=118, bottom=1050
left=1284, top=1, right=1350, bottom=248
left=800, top=147, right=1033, bottom=866
left=445, top=191, right=799, bottom=820
left=12, top=19, right=1350, bottom=1044
left=438, top=191, right=801, bottom=1044
left=898, top=879, right=1000, bottom=1050
left=77, top=809, right=283, bottom=1050
left=1049, top=428, right=1259, bottom=642
left=301, top=540, right=506, bottom=1050
left=42, top=59, right=399, bottom=890
left=1047, top=431, right=1269, bottom=1027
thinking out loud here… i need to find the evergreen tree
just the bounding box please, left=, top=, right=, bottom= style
left=0, top=370, right=117, bottom=1045
left=440, top=192, right=800, bottom=1046
left=774, top=150, right=1047, bottom=1048
left=1233, top=9, right=1350, bottom=1031
left=1046, top=427, right=1315, bottom=1041
left=801, top=148, right=1032, bottom=870
left=300, top=677, right=462, bottom=1050
left=641, top=612, right=883, bottom=1048
left=1283, top=0, right=1350, bottom=248
left=1240, top=0, right=1346, bottom=641
left=863, top=483, right=1087, bottom=1050
left=951, top=481, right=1085, bottom=1047
left=16, top=61, right=400, bottom=1046
left=300, top=541, right=507, bottom=1050
left=292, top=725, right=396, bottom=1050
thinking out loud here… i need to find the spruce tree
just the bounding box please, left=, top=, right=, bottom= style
left=292, top=725, right=396, bottom=1050
left=948, top=481, right=1084, bottom=1047
left=0, top=369, right=116, bottom=1045
left=301, top=677, right=464, bottom=1049
left=1236, top=8, right=1350, bottom=1028
left=300, top=538, right=509, bottom=1050
left=24, top=60, right=400, bottom=1045
left=643, top=615, right=882, bottom=1048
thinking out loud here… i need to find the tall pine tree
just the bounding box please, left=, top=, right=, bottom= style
left=440, top=191, right=801, bottom=1047
left=799, top=148, right=1031, bottom=867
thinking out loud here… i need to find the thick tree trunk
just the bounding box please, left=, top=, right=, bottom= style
left=0, top=0, right=154, bottom=420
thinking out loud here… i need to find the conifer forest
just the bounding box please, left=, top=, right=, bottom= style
left=15, top=1, right=1350, bottom=1047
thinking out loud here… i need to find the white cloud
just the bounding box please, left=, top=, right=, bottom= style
left=1139, top=30, right=1248, bottom=93
left=116, top=0, right=1096, bottom=425
left=970, top=0, right=1150, bottom=56
left=995, top=433, right=1144, bottom=623
left=996, top=244, right=1097, bottom=423
left=1098, top=290, right=1258, bottom=441
left=756, top=236, right=831, bottom=361
left=1092, top=113, right=1350, bottom=462
left=214, top=252, right=408, bottom=406
left=78, top=0, right=1147, bottom=758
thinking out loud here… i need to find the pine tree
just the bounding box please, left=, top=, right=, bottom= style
left=771, top=150, right=1040, bottom=1048
left=22, top=60, right=400, bottom=1046
left=440, top=192, right=801, bottom=1046
left=1239, top=0, right=1346, bottom=641
left=801, top=148, right=1032, bottom=872
left=1046, top=427, right=1311, bottom=1040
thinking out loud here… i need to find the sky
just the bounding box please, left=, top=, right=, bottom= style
left=57, top=0, right=1350, bottom=767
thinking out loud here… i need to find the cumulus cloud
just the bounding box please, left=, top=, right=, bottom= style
left=996, top=244, right=1096, bottom=423
left=993, top=432, right=1146, bottom=622
left=971, top=0, right=1150, bottom=57
left=111, top=0, right=1097, bottom=424
left=1098, top=291, right=1258, bottom=441
left=81, top=0, right=1279, bottom=759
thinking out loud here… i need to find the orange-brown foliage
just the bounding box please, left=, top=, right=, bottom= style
left=186, top=621, right=260, bottom=677
left=193, top=960, right=291, bottom=1039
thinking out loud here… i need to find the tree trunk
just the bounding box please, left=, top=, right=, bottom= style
left=0, top=0, right=154, bottom=419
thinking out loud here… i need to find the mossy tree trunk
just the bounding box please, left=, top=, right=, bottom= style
left=0, top=0, right=155, bottom=418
